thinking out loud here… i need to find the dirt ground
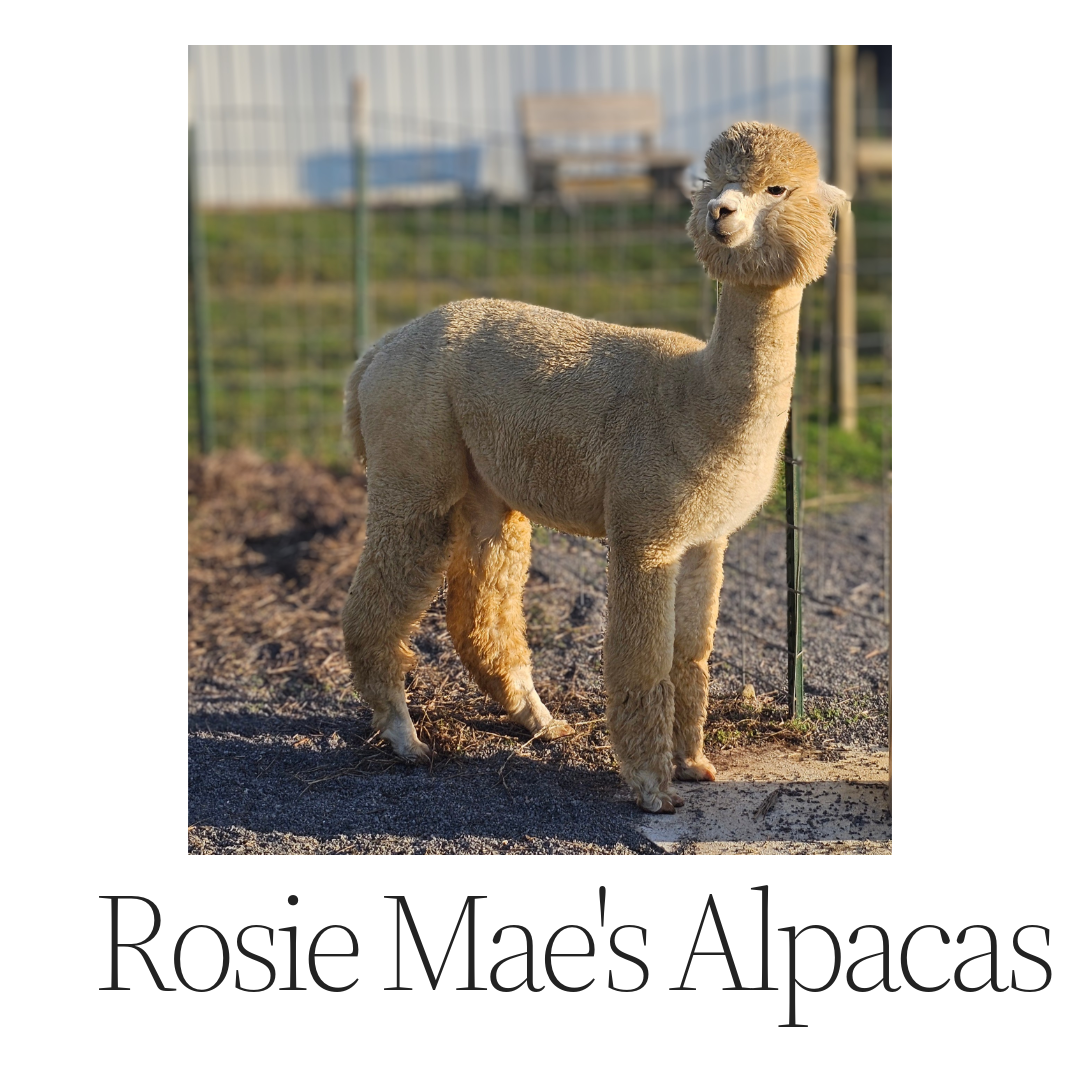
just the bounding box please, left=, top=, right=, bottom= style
left=189, top=451, right=890, bottom=854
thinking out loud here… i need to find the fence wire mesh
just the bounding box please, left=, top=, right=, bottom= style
left=188, top=44, right=890, bottom=756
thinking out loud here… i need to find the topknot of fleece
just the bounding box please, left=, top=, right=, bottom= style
left=704, top=122, right=820, bottom=189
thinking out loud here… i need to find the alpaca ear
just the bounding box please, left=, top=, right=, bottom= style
left=818, top=180, right=849, bottom=213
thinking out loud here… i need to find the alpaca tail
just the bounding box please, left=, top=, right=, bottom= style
left=343, top=349, right=374, bottom=464
left=345, top=328, right=404, bottom=464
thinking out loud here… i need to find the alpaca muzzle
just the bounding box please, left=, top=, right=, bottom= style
left=706, top=193, right=743, bottom=241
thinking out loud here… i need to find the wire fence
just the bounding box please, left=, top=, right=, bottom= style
left=188, top=47, right=891, bottom=719
left=188, top=115, right=890, bottom=492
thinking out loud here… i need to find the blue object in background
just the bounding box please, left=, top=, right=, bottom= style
left=303, top=146, right=483, bottom=201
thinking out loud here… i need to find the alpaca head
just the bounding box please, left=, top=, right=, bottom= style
left=687, top=121, right=848, bottom=288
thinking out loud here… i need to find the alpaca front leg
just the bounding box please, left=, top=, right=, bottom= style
left=670, top=539, right=726, bottom=781
left=604, top=548, right=682, bottom=813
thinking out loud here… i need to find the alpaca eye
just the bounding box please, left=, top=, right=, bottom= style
left=767, top=185, right=786, bottom=196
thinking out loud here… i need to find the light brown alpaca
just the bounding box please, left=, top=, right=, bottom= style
left=341, top=122, right=846, bottom=813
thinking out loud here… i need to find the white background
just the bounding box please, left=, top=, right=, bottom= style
left=3, top=5, right=1073, bottom=1076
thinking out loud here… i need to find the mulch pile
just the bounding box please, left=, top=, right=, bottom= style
left=189, top=449, right=364, bottom=697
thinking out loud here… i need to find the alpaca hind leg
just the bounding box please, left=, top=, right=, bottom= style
left=446, top=493, right=571, bottom=740
left=604, top=545, right=682, bottom=812
left=670, top=539, right=727, bottom=781
left=342, top=501, right=453, bottom=762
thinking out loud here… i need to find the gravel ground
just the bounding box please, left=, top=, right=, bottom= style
left=189, top=452, right=889, bottom=855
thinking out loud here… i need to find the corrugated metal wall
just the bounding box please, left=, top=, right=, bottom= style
left=189, top=44, right=828, bottom=205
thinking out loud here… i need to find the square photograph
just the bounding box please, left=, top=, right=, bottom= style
left=188, top=44, right=891, bottom=854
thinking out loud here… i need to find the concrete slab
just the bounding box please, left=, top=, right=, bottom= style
left=639, top=747, right=891, bottom=855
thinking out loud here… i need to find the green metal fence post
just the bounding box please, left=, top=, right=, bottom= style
left=188, top=124, right=214, bottom=454
left=785, top=407, right=804, bottom=719
left=351, top=78, right=371, bottom=357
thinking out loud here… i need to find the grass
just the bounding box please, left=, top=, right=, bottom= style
left=702, top=688, right=887, bottom=751
left=704, top=694, right=814, bottom=750
left=803, top=693, right=881, bottom=727
left=190, top=194, right=891, bottom=491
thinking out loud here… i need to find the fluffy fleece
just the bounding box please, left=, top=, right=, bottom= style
left=341, top=122, right=846, bottom=812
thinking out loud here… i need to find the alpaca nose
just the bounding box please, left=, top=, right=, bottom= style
left=707, top=197, right=735, bottom=220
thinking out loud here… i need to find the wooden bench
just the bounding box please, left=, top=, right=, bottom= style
left=520, top=93, right=692, bottom=203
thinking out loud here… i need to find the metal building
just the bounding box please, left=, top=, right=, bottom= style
left=188, top=44, right=829, bottom=206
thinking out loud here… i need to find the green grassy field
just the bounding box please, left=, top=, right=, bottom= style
left=190, top=195, right=890, bottom=497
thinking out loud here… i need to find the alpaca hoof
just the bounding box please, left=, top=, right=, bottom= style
left=373, top=722, right=432, bottom=764
left=636, top=792, right=682, bottom=814
left=536, top=719, right=573, bottom=741
left=382, top=737, right=431, bottom=764
left=508, top=692, right=568, bottom=740
left=402, top=741, right=432, bottom=765
left=674, top=758, right=717, bottom=782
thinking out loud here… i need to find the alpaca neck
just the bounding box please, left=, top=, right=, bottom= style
left=702, top=280, right=804, bottom=426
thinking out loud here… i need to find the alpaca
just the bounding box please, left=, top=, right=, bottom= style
left=341, top=122, right=846, bottom=813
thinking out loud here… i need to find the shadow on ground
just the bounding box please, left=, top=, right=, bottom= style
left=189, top=702, right=656, bottom=854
